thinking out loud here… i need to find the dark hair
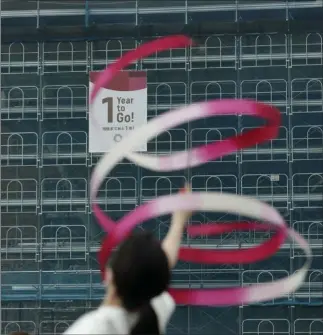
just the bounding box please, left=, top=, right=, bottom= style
left=109, top=231, right=170, bottom=335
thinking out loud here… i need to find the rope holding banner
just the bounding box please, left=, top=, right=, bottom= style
left=90, top=35, right=312, bottom=306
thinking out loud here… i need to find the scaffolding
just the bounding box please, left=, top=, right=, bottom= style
left=1, top=1, right=323, bottom=334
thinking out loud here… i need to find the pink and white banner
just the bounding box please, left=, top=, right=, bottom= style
left=89, top=71, right=147, bottom=152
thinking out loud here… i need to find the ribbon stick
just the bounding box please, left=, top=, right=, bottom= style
left=90, top=35, right=311, bottom=306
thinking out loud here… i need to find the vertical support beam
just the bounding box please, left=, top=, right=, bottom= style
left=0, top=0, right=2, bottom=329
left=38, top=41, right=44, bottom=308
left=185, top=0, right=188, bottom=25
left=239, top=306, right=243, bottom=335
left=286, top=13, right=294, bottom=309
left=86, top=39, right=91, bottom=308
left=236, top=3, right=243, bottom=329
left=235, top=0, right=239, bottom=24
left=290, top=305, right=294, bottom=335
left=186, top=33, right=192, bottom=335
left=85, top=0, right=89, bottom=28
left=135, top=0, right=138, bottom=26
left=37, top=0, right=40, bottom=29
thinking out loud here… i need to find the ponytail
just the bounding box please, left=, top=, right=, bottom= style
left=130, top=303, right=160, bottom=335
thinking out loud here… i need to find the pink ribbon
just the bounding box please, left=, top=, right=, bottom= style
left=90, top=35, right=311, bottom=306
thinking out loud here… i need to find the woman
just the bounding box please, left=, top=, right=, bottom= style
left=64, top=186, right=192, bottom=334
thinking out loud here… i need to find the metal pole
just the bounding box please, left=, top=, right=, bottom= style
left=0, top=0, right=2, bottom=331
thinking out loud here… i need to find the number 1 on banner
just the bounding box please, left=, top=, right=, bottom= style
left=102, top=97, right=113, bottom=123
left=89, top=71, right=148, bottom=153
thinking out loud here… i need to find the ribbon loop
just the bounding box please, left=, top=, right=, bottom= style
left=90, top=35, right=311, bottom=306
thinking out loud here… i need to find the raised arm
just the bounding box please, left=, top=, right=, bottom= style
left=161, top=184, right=192, bottom=269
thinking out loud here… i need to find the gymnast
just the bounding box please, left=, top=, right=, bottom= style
left=64, top=185, right=192, bottom=335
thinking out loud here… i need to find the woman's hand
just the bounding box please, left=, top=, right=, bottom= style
left=161, top=183, right=193, bottom=269
left=172, top=183, right=192, bottom=223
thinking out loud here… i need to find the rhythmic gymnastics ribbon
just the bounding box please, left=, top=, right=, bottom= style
left=90, top=35, right=312, bottom=306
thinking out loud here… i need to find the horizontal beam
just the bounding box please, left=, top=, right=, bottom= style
left=0, top=52, right=321, bottom=64
left=1, top=2, right=322, bottom=19
left=1, top=287, right=322, bottom=303
left=2, top=19, right=323, bottom=44
left=1, top=239, right=323, bottom=257
left=1, top=193, right=322, bottom=207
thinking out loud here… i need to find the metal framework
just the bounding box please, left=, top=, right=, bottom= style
left=1, top=1, right=323, bottom=20
left=1, top=26, right=323, bottom=335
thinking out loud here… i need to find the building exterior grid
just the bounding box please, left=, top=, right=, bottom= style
left=1, top=1, right=323, bottom=334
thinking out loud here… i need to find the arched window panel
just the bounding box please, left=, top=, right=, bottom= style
left=190, top=80, right=237, bottom=103
left=1, top=271, right=39, bottom=300
left=138, top=176, right=186, bottom=235
left=242, top=319, right=290, bottom=335
left=40, top=224, right=87, bottom=261
left=1, top=42, right=40, bottom=74
left=292, top=270, right=323, bottom=304
left=1, top=225, right=37, bottom=262
left=141, top=38, right=187, bottom=70
left=291, top=78, right=323, bottom=114
left=42, top=41, right=88, bottom=73
left=292, top=221, right=323, bottom=258
left=147, top=128, right=187, bottom=156
left=1, top=86, right=39, bottom=120
left=241, top=126, right=288, bottom=162
left=190, top=127, right=238, bottom=164
left=40, top=178, right=87, bottom=213
left=94, top=177, right=137, bottom=212
left=1, top=132, right=38, bottom=167
left=41, top=131, right=88, bottom=166
left=241, top=79, right=288, bottom=114
left=140, top=176, right=187, bottom=203
left=294, top=319, right=323, bottom=335
left=241, top=174, right=288, bottom=210
left=291, top=33, right=323, bottom=66
left=292, top=173, right=323, bottom=208
left=1, top=179, right=38, bottom=213
left=147, top=82, right=187, bottom=118
left=190, top=35, right=237, bottom=69
left=42, top=85, right=88, bottom=120
left=240, top=34, right=288, bottom=68
left=191, top=174, right=237, bottom=194
left=2, top=321, right=36, bottom=335
left=90, top=39, right=138, bottom=71
left=40, top=321, right=73, bottom=335
left=242, top=270, right=290, bottom=306
left=292, top=125, right=323, bottom=161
